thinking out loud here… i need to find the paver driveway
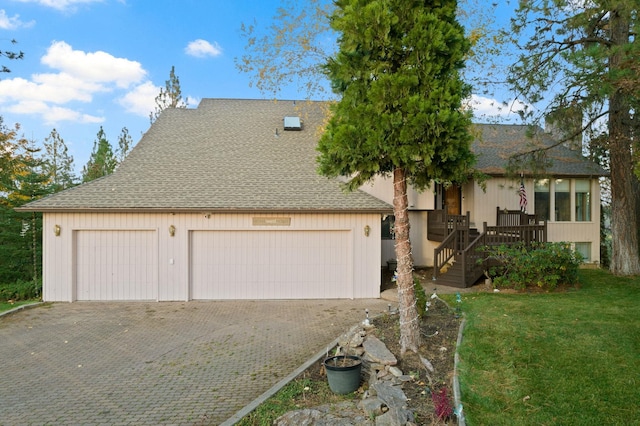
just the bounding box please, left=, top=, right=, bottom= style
left=0, top=299, right=391, bottom=425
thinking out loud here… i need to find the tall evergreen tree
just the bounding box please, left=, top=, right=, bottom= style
left=149, top=66, right=188, bottom=124
left=43, top=128, right=77, bottom=192
left=318, top=0, right=474, bottom=353
left=116, top=126, right=134, bottom=164
left=0, top=129, right=47, bottom=287
left=82, top=126, right=117, bottom=183
left=506, top=0, right=640, bottom=275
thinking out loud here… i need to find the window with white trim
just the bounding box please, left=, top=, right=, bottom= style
left=534, top=179, right=593, bottom=222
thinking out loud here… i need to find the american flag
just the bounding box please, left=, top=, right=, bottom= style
left=519, top=179, right=527, bottom=212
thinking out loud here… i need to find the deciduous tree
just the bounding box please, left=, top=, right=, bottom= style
left=1, top=39, right=23, bottom=75
left=318, top=0, right=474, bottom=354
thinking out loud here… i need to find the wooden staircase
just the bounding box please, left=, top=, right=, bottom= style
left=431, top=208, right=547, bottom=288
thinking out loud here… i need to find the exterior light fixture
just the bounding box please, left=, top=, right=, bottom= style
left=54, top=224, right=61, bottom=236
left=169, top=225, right=176, bottom=237
left=364, top=225, right=371, bottom=237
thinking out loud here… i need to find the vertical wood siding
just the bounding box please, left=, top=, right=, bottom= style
left=42, top=212, right=381, bottom=301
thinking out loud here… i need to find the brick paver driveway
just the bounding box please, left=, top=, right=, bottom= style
left=0, top=299, right=390, bottom=425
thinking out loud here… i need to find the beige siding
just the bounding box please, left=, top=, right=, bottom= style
left=42, top=212, right=380, bottom=301
left=469, top=178, right=601, bottom=263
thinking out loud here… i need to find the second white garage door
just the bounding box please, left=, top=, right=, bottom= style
left=190, top=230, right=352, bottom=299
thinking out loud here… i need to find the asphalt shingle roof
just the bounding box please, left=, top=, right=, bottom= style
left=21, top=99, right=392, bottom=213
left=20, top=101, right=606, bottom=213
left=472, top=123, right=607, bottom=177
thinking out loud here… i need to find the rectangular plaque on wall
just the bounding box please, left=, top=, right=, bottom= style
left=252, top=217, right=291, bottom=226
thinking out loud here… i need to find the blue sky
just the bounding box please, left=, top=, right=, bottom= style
left=1, top=0, right=523, bottom=173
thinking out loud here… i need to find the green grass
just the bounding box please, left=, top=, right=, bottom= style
left=0, top=300, right=39, bottom=313
left=458, top=269, right=640, bottom=425
left=237, top=375, right=354, bottom=426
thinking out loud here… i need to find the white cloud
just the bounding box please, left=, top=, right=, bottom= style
left=7, top=100, right=103, bottom=124
left=185, top=39, right=222, bottom=58
left=0, top=75, right=104, bottom=104
left=117, top=81, right=159, bottom=117
left=42, top=41, right=146, bottom=88
left=13, top=0, right=104, bottom=12
left=0, top=41, right=149, bottom=125
left=468, top=94, right=531, bottom=122
left=0, top=9, right=35, bottom=29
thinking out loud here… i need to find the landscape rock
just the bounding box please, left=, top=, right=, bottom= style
left=363, top=335, right=398, bottom=365
left=274, top=402, right=373, bottom=426
left=276, top=319, right=422, bottom=426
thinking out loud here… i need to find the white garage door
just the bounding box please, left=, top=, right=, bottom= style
left=190, top=230, right=351, bottom=299
left=75, top=230, right=158, bottom=301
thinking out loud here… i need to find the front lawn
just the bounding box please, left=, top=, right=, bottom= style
left=458, top=269, right=640, bottom=425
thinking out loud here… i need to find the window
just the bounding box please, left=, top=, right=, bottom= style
left=574, top=242, right=591, bottom=262
left=555, top=179, right=571, bottom=221
left=534, top=180, right=550, bottom=221
left=382, top=215, right=395, bottom=240
left=575, top=179, right=591, bottom=221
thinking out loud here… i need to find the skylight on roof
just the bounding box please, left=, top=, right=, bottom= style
left=283, top=116, right=302, bottom=131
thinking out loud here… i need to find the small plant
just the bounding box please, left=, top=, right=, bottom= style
left=432, top=387, right=453, bottom=420
left=414, top=277, right=428, bottom=318
left=482, top=242, right=583, bottom=290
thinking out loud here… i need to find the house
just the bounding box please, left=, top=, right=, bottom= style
left=360, top=123, right=606, bottom=286
left=19, top=99, right=606, bottom=301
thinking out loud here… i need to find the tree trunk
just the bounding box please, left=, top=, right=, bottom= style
left=608, top=9, right=640, bottom=275
left=393, top=167, right=422, bottom=354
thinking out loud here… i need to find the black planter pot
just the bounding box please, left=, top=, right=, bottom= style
left=323, top=355, right=362, bottom=394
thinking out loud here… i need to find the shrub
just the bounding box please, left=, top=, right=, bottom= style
left=0, top=279, right=42, bottom=301
left=414, top=276, right=428, bottom=318
left=483, top=242, right=583, bottom=290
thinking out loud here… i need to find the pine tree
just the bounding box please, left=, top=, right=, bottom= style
left=82, top=126, right=117, bottom=183
left=43, top=128, right=77, bottom=192
left=116, top=127, right=134, bottom=164
left=149, top=66, right=187, bottom=124
left=318, top=0, right=474, bottom=353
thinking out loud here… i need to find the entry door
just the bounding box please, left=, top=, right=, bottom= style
left=444, top=186, right=461, bottom=215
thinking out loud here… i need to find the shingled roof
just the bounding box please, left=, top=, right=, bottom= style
left=20, top=100, right=606, bottom=213
left=20, top=99, right=392, bottom=213
left=472, top=123, right=607, bottom=177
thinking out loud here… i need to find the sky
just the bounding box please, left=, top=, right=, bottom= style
left=0, top=0, right=523, bottom=174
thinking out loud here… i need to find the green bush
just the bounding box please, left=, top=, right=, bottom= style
left=483, top=242, right=583, bottom=290
left=0, top=279, right=42, bottom=301
left=414, top=276, right=428, bottom=318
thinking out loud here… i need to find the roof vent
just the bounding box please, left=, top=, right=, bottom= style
left=283, top=116, right=302, bottom=131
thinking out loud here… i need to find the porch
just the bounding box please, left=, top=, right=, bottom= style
left=428, top=207, right=547, bottom=288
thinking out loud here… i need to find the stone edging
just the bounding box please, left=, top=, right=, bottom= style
left=0, top=302, right=44, bottom=318
left=453, top=315, right=466, bottom=426
left=221, top=322, right=364, bottom=426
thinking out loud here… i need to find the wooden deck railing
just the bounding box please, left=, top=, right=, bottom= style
left=432, top=210, right=548, bottom=286
left=427, top=207, right=470, bottom=242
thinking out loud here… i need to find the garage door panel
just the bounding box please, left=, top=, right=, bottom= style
left=190, top=230, right=351, bottom=299
left=75, top=230, right=157, bottom=301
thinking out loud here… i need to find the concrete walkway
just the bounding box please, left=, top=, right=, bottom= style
left=0, top=299, right=391, bottom=425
